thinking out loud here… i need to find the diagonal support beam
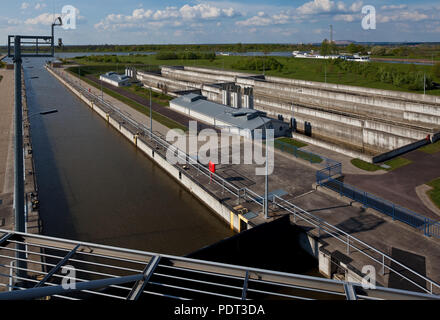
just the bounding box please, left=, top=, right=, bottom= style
left=344, top=283, right=358, bottom=301
left=242, top=271, right=250, bottom=301
left=34, top=244, right=81, bottom=288
left=127, top=255, right=161, bottom=301
left=0, top=233, right=13, bottom=247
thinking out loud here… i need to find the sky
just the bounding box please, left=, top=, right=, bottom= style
left=1, top=0, right=440, bottom=45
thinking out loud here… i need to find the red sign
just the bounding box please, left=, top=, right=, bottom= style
left=209, top=162, right=216, bottom=174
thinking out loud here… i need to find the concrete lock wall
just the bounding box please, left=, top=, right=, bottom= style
left=48, top=67, right=246, bottom=233
left=139, top=66, right=440, bottom=161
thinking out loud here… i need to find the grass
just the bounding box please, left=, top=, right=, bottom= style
left=273, top=138, right=322, bottom=163
left=276, top=137, right=308, bottom=148
left=427, top=178, right=440, bottom=210
left=69, top=64, right=172, bottom=106
left=419, top=141, right=440, bottom=154
left=71, top=54, right=440, bottom=96
left=66, top=68, right=187, bottom=132
left=351, top=157, right=412, bottom=172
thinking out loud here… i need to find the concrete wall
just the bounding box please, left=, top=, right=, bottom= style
left=139, top=66, right=440, bottom=161
left=48, top=66, right=246, bottom=233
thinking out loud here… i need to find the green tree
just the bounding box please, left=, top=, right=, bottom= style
left=320, top=39, right=330, bottom=56
left=433, top=63, right=440, bottom=79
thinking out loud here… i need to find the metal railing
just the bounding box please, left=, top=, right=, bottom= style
left=47, top=66, right=440, bottom=295
left=0, top=230, right=439, bottom=301
left=317, top=175, right=440, bottom=239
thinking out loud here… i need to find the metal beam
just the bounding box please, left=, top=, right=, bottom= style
left=242, top=271, right=249, bottom=301
left=0, top=274, right=145, bottom=300
left=344, top=283, right=357, bottom=301
left=126, top=255, right=161, bottom=301
left=0, top=234, right=13, bottom=247
left=34, top=244, right=81, bottom=288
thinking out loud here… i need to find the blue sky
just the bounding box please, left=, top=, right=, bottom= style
left=1, top=0, right=439, bottom=45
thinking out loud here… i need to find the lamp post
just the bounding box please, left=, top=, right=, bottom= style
left=149, top=87, right=152, bottom=138
left=257, top=115, right=269, bottom=219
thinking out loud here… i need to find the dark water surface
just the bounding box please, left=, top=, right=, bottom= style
left=24, top=58, right=234, bottom=255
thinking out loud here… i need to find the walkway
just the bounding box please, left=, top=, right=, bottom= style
left=0, top=69, right=15, bottom=230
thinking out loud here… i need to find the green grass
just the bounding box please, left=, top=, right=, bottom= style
left=276, top=137, right=308, bottom=148
left=66, top=68, right=187, bottom=132
left=273, top=139, right=322, bottom=163
left=69, top=65, right=172, bottom=106
left=383, top=157, right=413, bottom=170
left=419, top=141, right=440, bottom=154
left=70, top=54, right=440, bottom=96
left=427, top=178, right=440, bottom=210
left=351, top=157, right=412, bottom=172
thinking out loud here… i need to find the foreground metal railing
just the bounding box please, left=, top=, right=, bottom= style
left=47, top=66, right=440, bottom=295
left=0, top=230, right=438, bottom=301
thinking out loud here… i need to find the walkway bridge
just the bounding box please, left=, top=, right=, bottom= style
left=0, top=230, right=438, bottom=301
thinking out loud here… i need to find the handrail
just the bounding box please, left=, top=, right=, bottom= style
left=48, top=66, right=440, bottom=295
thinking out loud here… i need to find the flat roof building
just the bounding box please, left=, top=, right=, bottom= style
left=99, top=72, right=131, bottom=87
left=170, top=93, right=290, bottom=139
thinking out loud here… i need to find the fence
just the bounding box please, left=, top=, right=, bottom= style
left=317, top=175, right=440, bottom=239
left=48, top=66, right=440, bottom=295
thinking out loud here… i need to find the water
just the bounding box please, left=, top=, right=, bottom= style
left=23, top=58, right=234, bottom=255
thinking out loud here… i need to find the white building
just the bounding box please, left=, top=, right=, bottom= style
left=170, top=94, right=290, bottom=139
left=99, top=72, right=131, bottom=87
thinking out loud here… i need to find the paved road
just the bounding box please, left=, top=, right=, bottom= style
left=344, top=149, right=440, bottom=220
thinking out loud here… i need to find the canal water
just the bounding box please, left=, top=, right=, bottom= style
left=23, top=58, right=234, bottom=256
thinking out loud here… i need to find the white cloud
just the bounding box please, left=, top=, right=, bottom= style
left=379, top=11, right=429, bottom=23
left=35, top=3, right=47, bottom=10
left=95, top=3, right=239, bottom=31
left=297, top=0, right=335, bottom=15
left=296, top=0, right=363, bottom=15
left=20, top=2, right=30, bottom=10
left=381, top=4, right=408, bottom=11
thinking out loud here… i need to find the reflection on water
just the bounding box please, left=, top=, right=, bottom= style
left=24, top=58, right=234, bottom=255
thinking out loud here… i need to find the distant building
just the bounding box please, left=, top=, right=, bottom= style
left=170, top=94, right=290, bottom=139
left=99, top=72, right=131, bottom=87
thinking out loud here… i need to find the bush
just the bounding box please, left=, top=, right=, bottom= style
left=433, top=63, right=440, bottom=79
left=155, top=51, right=216, bottom=61
left=232, top=57, right=284, bottom=72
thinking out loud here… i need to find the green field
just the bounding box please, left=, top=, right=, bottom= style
left=351, top=157, right=412, bottom=172
left=70, top=54, right=440, bottom=96
left=66, top=68, right=187, bottom=132
left=427, top=178, right=440, bottom=210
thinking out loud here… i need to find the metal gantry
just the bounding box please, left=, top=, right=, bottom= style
left=7, top=18, right=63, bottom=281
left=0, top=230, right=438, bottom=301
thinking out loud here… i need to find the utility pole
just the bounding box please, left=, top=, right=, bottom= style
left=330, top=25, right=333, bottom=44
left=149, top=88, right=152, bottom=138
left=424, top=73, right=426, bottom=95
left=258, top=116, right=269, bottom=219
